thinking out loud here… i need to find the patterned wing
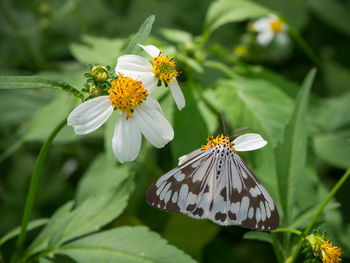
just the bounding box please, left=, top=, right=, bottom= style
left=204, top=151, right=279, bottom=230
left=146, top=146, right=279, bottom=230
left=146, top=148, right=216, bottom=215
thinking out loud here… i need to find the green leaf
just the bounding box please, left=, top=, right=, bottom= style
left=171, top=86, right=209, bottom=158
left=124, top=15, right=155, bottom=55
left=313, top=130, right=350, bottom=169
left=275, top=69, right=316, bottom=226
left=76, top=154, right=133, bottom=205
left=23, top=95, right=76, bottom=143
left=308, top=0, right=350, bottom=37
left=0, top=218, right=48, bottom=246
left=323, top=60, right=350, bottom=95
left=160, top=28, right=193, bottom=44
left=208, top=75, right=293, bottom=144
left=0, top=76, right=84, bottom=101
left=26, top=202, right=74, bottom=257
left=162, top=214, right=219, bottom=258
left=58, top=226, right=196, bottom=263
left=291, top=202, right=340, bottom=229
left=243, top=231, right=272, bottom=244
left=311, top=92, right=350, bottom=132
left=70, top=35, right=125, bottom=67
left=205, top=0, right=270, bottom=33
left=27, top=176, right=134, bottom=257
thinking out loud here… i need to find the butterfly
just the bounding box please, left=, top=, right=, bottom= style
left=146, top=132, right=279, bottom=230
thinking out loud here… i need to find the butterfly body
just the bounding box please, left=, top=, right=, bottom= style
left=146, top=134, right=279, bottom=230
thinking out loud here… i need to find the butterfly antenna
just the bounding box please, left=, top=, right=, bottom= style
left=220, top=111, right=228, bottom=136
left=230, top=127, right=251, bottom=139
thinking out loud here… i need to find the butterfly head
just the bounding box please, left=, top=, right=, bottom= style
left=201, top=134, right=235, bottom=151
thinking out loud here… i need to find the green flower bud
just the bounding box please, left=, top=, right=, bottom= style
left=88, top=85, right=101, bottom=98
left=91, top=65, right=109, bottom=82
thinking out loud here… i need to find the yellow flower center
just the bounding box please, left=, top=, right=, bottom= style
left=152, top=50, right=180, bottom=84
left=321, top=241, right=342, bottom=263
left=108, top=74, right=148, bottom=119
left=270, top=19, right=283, bottom=33
left=201, top=134, right=235, bottom=151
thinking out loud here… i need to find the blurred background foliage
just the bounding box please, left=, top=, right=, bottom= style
left=0, top=0, right=349, bottom=262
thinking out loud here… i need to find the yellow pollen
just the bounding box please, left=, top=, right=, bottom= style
left=270, top=19, right=283, bottom=33
left=201, top=134, right=235, bottom=151
left=152, top=50, right=180, bottom=84
left=108, top=74, right=148, bottom=119
left=321, top=241, right=342, bottom=263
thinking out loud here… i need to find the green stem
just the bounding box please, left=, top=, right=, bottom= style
left=271, top=232, right=284, bottom=263
left=289, top=27, right=321, bottom=67
left=272, top=228, right=302, bottom=236
left=288, top=168, right=350, bottom=263
left=11, top=118, right=67, bottom=263
left=199, top=28, right=212, bottom=48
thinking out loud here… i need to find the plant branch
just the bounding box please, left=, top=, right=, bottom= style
left=288, top=168, right=350, bottom=263
left=11, top=117, right=67, bottom=263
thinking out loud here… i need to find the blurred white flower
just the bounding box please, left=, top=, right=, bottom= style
left=67, top=74, right=174, bottom=163
left=253, top=14, right=289, bottom=46
left=115, top=44, right=185, bottom=110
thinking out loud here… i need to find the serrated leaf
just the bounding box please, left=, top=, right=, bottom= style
left=0, top=76, right=84, bottom=101
left=70, top=35, right=125, bottom=67
left=275, top=69, right=316, bottom=226
left=58, top=226, right=196, bottom=263
left=205, top=0, right=270, bottom=33
left=48, top=177, right=134, bottom=248
left=313, top=130, right=350, bottom=169
left=0, top=218, right=48, bottom=246
left=27, top=176, right=134, bottom=257
left=76, top=154, right=133, bottom=205
left=243, top=231, right=272, bottom=244
left=162, top=214, right=219, bottom=258
left=208, top=75, right=293, bottom=144
left=124, top=15, right=155, bottom=55
left=26, top=202, right=74, bottom=257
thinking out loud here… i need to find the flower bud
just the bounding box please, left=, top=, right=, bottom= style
left=88, top=85, right=101, bottom=98
left=91, top=65, right=109, bottom=82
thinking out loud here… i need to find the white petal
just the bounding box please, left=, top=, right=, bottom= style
left=138, top=44, right=161, bottom=58
left=67, top=96, right=113, bottom=135
left=115, top=55, right=157, bottom=93
left=168, top=78, right=185, bottom=110
left=253, top=18, right=270, bottom=32
left=233, top=133, right=267, bottom=151
left=112, top=113, right=142, bottom=163
left=144, top=96, right=164, bottom=114
left=134, top=100, right=174, bottom=148
left=257, top=31, right=274, bottom=46
left=276, top=33, right=289, bottom=46
left=178, top=149, right=201, bottom=165
left=138, top=72, right=158, bottom=93
left=115, top=54, right=153, bottom=73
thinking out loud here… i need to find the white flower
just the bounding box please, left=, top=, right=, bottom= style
left=67, top=74, right=174, bottom=163
left=178, top=133, right=267, bottom=165
left=115, top=44, right=185, bottom=110
left=253, top=14, right=289, bottom=46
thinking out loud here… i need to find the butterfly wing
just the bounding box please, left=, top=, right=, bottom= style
left=146, top=148, right=279, bottom=230
left=205, top=152, right=279, bottom=230
left=146, top=149, right=215, bottom=214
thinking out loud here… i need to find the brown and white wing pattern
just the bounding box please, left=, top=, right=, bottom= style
left=146, top=144, right=279, bottom=230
